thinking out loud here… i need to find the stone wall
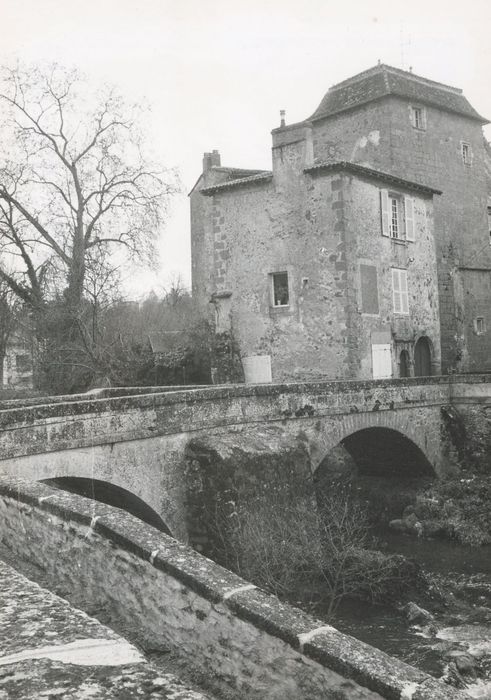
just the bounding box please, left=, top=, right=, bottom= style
left=0, top=560, right=207, bottom=699
left=0, top=377, right=489, bottom=539
left=311, top=96, right=491, bottom=372
left=0, top=477, right=466, bottom=700
left=203, top=157, right=440, bottom=381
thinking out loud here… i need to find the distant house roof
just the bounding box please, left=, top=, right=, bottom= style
left=200, top=171, right=273, bottom=196
left=304, top=161, right=442, bottom=196
left=309, top=64, right=488, bottom=124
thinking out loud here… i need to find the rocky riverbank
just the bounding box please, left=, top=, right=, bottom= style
left=388, top=475, right=491, bottom=546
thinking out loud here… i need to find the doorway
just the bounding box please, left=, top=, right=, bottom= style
left=399, top=349, right=410, bottom=377
left=414, top=337, right=432, bottom=376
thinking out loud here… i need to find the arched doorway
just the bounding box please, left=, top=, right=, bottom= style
left=414, top=337, right=432, bottom=376
left=399, top=350, right=410, bottom=377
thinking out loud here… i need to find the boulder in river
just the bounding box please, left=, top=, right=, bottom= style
left=402, top=602, right=435, bottom=625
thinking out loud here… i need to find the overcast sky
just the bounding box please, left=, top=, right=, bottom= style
left=1, top=0, right=490, bottom=298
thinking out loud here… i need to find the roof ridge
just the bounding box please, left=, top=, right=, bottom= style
left=329, top=63, right=462, bottom=95
left=212, top=166, right=266, bottom=174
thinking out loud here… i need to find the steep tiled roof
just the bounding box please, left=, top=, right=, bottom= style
left=304, top=161, right=442, bottom=196
left=310, top=64, right=488, bottom=123
left=200, top=171, right=273, bottom=195
left=188, top=166, right=267, bottom=196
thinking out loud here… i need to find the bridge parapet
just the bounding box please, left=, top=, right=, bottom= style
left=0, top=477, right=466, bottom=700
left=0, top=375, right=489, bottom=461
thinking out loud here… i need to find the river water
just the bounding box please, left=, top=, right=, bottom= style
left=332, top=531, right=491, bottom=698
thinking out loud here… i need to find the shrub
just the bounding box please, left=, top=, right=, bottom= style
left=213, top=487, right=420, bottom=618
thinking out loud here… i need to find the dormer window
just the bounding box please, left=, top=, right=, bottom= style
left=462, top=142, right=472, bottom=166
left=410, top=106, right=426, bottom=130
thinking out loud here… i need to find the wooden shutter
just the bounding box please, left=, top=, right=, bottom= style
left=404, top=196, right=415, bottom=241
left=400, top=269, right=409, bottom=314
left=392, top=268, right=401, bottom=313
left=371, top=344, right=392, bottom=379
left=380, top=190, right=390, bottom=237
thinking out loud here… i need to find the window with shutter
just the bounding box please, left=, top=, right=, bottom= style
left=392, top=268, right=409, bottom=315
left=404, top=197, right=415, bottom=241
left=381, top=190, right=415, bottom=241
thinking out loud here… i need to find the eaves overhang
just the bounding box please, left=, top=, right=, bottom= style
left=200, top=172, right=273, bottom=196
left=304, top=161, right=442, bottom=196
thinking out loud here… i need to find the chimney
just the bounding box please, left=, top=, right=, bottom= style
left=280, top=110, right=286, bottom=128
left=202, top=150, right=221, bottom=172
left=211, top=149, right=221, bottom=167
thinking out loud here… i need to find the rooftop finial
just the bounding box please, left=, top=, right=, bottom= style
left=280, top=110, right=286, bottom=127
left=377, top=59, right=381, bottom=66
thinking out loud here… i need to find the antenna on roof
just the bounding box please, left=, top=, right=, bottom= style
left=400, top=23, right=412, bottom=70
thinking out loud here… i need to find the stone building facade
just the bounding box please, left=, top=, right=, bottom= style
left=191, top=64, right=490, bottom=381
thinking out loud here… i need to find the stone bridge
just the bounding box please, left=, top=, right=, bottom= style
left=0, top=375, right=489, bottom=542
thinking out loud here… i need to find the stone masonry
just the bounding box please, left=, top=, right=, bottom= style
left=191, top=64, right=491, bottom=376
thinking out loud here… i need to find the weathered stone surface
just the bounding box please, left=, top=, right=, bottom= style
left=0, top=560, right=210, bottom=699
left=0, top=377, right=489, bottom=541
left=0, top=477, right=468, bottom=699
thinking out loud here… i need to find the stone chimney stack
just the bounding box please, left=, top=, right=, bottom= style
left=202, top=149, right=221, bottom=172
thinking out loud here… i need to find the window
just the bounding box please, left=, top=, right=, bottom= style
left=411, top=106, right=426, bottom=130
left=15, top=354, right=31, bottom=374
left=271, top=271, right=289, bottom=307
left=360, top=264, right=379, bottom=314
left=488, top=207, right=491, bottom=245
left=392, top=268, right=409, bottom=314
left=390, top=196, right=401, bottom=239
left=461, top=142, right=472, bottom=166
left=475, top=317, right=486, bottom=335
left=380, top=191, right=415, bottom=241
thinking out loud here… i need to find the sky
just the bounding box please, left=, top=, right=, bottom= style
left=1, top=0, right=490, bottom=298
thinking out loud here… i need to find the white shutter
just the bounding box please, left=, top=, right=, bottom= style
left=372, top=344, right=392, bottom=379
left=404, top=196, right=415, bottom=241
left=380, top=190, right=390, bottom=237
left=392, top=268, right=409, bottom=314
left=392, top=268, right=401, bottom=313
left=400, top=270, right=409, bottom=314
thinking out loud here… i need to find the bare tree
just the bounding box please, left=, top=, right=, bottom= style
left=0, top=63, right=178, bottom=314
left=0, top=280, right=17, bottom=385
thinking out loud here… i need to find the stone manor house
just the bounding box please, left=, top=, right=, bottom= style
left=190, top=64, right=491, bottom=382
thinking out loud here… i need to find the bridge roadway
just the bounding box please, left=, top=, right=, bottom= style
left=0, top=374, right=489, bottom=541
left=0, top=557, right=210, bottom=699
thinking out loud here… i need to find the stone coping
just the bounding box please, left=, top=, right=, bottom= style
left=0, top=559, right=209, bottom=699
left=0, top=374, right=488, bottom=427
left=0, top=476, right=466, bottom=700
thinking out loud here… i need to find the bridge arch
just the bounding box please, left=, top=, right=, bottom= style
left=41, top=477, right=172, bottom=534
left=306, top=408, right=441, bottom=475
